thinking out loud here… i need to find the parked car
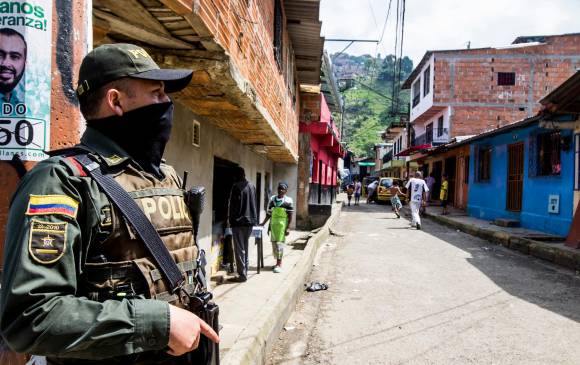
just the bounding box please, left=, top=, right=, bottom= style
left=377, top=177, right=407, bottom=204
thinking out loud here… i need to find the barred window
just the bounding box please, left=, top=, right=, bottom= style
left=497, top=72, right=515, bottom=86
left=537, top=131, right=561, bottom=176
left=477, top=146, right=492, bottom=182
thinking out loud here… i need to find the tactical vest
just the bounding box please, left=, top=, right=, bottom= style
left=77, top=159, right=199, bottom=306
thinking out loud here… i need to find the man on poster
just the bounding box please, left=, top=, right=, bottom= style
left=0, top=27, right=26, bottom=106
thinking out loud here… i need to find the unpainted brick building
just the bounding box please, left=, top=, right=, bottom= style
left=402, top=33, right=580, bottom=145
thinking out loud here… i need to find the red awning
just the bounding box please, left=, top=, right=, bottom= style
left=395, top=144, right=431, bottom=157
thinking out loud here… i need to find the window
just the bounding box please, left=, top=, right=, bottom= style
left=192, top=120, right=200, bottom=147
left=477, top=146, right=492, bottom=182
left=437, top=116, right=444, bottom=137
left=423, top=66, right=430, bottom=96
left=412, top=80, right=421, bottom=107
left=273, top=0, right=283, bottom=69
left=537, top=131, right=561, bottom=176
left=426, top=123, right=433, bottom=144
left=497, top=72, right=515, bottom=86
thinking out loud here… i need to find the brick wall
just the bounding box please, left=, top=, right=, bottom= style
left=0, top=1, right=90, bottom=266
left=300, top=92, right=321, bottom=123
left=428, top=34, right=580, bottom=137
left=196, top=0, right=300, bottom=155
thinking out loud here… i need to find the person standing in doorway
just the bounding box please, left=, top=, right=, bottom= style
left=440, top=173, right=450, bottom=215
left=228, top=167, right=258, bottom=282
left=354, top=178, right=362, bottom=206
left=406, top=171, right=429, bottom=230
left=261, top=182, right=294, bottom=273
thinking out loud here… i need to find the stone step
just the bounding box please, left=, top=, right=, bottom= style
left=494, top=218, right=520, bottom=227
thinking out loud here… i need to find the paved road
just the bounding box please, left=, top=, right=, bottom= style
left=267, top=203, right=580, bottom=365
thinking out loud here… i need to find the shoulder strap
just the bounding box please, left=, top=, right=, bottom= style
left=74, top=154, right=184, bottom=292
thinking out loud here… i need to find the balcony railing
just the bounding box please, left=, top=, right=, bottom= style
left=412, top=128, right=449, bottom=147
left=383, top=150, right=406, bottom=163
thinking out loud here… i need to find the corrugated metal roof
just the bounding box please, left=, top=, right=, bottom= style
left=284, top=0, right=324, bottom=85
left=540, top=71, right=580, bottom=114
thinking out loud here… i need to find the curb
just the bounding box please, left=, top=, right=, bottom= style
left=221, top=201, right=343, bottom=365
left=424, top=211, right=580, bottom=271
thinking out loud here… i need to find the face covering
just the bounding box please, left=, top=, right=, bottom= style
left=86, top=101, right=174, bottom=178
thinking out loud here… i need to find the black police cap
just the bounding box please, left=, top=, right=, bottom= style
left=76, top=43, right=193, bottom=97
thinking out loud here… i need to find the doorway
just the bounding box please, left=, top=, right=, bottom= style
left=444, top=156, right=456, bottom=205
left=432, top=160, right=443, bottom=199
left=456, top=155, right=469, bottom=209
left=507, top=143, right=524, bottom=212
left=255, top=172, right=262, bottom=219
left=212, top=157, right=239, bottom=273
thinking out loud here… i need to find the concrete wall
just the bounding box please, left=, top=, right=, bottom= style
left=468, top=123, right=574, bottom=236
left=0, top=1, right=91, bottom=267
left=164, top=102, right=277, bottom=275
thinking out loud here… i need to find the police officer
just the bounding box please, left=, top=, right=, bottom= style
left=0, top=44, right=219, bottom=364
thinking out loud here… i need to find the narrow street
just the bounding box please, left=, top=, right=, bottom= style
left=268, top=203, right=580, bottom=365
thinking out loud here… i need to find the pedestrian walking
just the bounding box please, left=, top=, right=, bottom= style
left=346, top=182, right=354, bottom=206
left=228, top=166, right=258, bottom=282
left=406, top=171, right=429, bottom=230
left=425, top=173, right=435, bottom=203
left=440, top=173, right=450, bottom=215
left=389, top=180, right=405, bottom=218
left=354, top=178, right=362, bottom=205
left=261, top=182, right=294, bottom=273
left=0, top=43, right=219, bottom=363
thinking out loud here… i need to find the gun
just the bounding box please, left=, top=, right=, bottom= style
left=183, top=184, right=220, bottom=365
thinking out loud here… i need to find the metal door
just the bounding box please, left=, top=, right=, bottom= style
left=507, top=143, right=524, bottom=212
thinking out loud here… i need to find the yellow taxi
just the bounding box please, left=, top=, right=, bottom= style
left=376, top=177, right=407, bottom=204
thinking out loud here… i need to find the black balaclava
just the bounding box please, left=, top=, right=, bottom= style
left=86, top=101, right=174, bottom=179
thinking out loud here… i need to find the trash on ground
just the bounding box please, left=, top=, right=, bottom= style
left=305, top=281, right=329, bottom=292
left=283, top=326, right=296, bottom=331
left=329, top=228, right=346, bottom=237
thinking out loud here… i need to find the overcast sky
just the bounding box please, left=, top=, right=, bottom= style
left=320, top=0, right=580, bottom=67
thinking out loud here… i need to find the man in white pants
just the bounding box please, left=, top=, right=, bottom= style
left=406, top=171, right=429, bottom=230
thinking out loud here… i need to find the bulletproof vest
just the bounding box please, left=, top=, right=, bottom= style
left=80, top=160, right=198, bottom=305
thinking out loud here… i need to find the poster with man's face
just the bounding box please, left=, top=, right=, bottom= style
left=0, top=2, right=52, bottom=162
left=0, top=29, right=26, bottom=105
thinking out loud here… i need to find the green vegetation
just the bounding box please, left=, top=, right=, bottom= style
left=336, top=53, right=413, bottom=157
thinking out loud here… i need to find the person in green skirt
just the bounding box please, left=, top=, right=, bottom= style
left=261, top=182, right=294, bottom=273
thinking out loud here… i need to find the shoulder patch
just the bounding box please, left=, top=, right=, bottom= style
left=26, top=195, right=79, bottom=219
left=28, top=220, right=67, bottom=264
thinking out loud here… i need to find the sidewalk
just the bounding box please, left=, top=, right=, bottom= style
left=214, top=198, right=344, bottom=365
left=420, top=205, right=580, bottom=272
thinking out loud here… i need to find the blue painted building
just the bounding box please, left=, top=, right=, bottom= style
left=467, top=117, right=575, bottom=236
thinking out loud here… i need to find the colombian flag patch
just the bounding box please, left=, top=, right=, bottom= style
left=26, top=195, right=79, bottom=219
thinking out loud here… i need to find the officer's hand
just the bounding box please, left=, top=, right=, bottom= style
left=167, top=304, right=220, bottom=356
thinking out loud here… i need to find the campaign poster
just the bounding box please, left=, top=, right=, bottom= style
left=0, top=1, right=52, bottom=161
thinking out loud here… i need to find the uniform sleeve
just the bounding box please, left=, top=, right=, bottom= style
left=405, top=180, right=411, bottom=190
left=0, top=160, right=169, bottom=359
left=423, top=181, right=429, bottom=192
